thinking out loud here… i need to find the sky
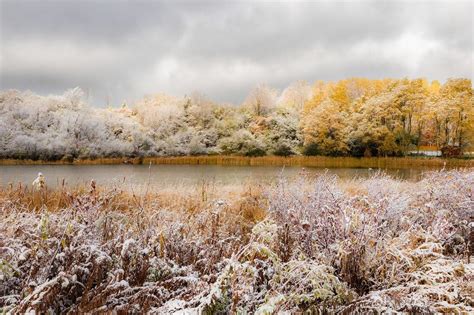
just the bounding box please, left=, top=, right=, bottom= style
left=0, top=0, right=472, bottom=106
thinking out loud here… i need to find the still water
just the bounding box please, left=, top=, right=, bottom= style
left=0, top=164, right=441, bottom=189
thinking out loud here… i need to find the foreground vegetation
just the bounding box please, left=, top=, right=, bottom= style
left=1, top=78, right=472, bottom=161
left=1, top=169, right=473, bottom=313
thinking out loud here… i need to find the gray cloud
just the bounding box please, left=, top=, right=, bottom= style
left=0, top=0, right=472, bottom=106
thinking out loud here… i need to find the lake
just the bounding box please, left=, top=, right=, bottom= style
left=0, top=164, right=444, bottom=190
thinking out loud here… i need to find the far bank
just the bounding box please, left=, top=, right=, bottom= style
left=1, top=155, right=473, bottom=169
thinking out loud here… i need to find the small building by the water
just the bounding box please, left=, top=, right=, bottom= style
left=408, top=145, right=474, bottom=158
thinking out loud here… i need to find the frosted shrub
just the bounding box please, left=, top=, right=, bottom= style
left=199, top=219, right=356, bottom=314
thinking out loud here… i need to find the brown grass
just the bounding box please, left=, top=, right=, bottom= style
left=0, top=180, right=267, bottom=221
left=1, top=155, right=473, bottom=168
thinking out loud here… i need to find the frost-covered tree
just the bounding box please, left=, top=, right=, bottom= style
left=218, top=129, right=267, bottom=156
left=279, top=80, right=312, bottom=112
left=0, top=88, right=156, bottom=160
left=244, top=84, right=278, bottom=117
left=302, top=98, right=350, bottom=156
left=264, top=108, right=302, bottom=156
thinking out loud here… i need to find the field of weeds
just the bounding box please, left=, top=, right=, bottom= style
left=0, top=169, right=473, bottom=313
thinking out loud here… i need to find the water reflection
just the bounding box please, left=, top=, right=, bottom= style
left=0, top=164, right=444, bottom=189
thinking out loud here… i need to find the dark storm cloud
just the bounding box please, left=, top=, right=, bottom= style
left=0, top=0, right=472, bottom=106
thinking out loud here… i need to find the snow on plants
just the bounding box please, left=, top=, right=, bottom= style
left=0, top=169, right=473, bottom=313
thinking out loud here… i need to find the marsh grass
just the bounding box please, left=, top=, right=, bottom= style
left=1, top=155, right=473, bottom=168
left=143, top=155, right=474, bottom=168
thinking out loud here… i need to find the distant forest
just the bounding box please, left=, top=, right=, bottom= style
left=0, top=78, right=472, bottom=161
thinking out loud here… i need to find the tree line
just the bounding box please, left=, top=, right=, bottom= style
left=0, top=78, right=472, bottom=161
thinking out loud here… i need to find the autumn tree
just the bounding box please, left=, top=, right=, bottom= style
left=433, top=79, right=473, bottom=152
left=302, top=98, right=350, bottom=156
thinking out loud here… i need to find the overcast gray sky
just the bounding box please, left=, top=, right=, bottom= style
left=0, top=0, right=472, bottom=106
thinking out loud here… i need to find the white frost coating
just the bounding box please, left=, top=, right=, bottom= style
left=121, top=239, right=136, bottom=258
left=255, top=294, right=286, bottom=314
left=214, top=199, right=226, bottom=207
left=18, top=250, right=30, bottom=261
left=61, top=278, right=69, bottom=288
left=251, top=220, right=278, bottom=244
left=156, top=299, right=199, bottom=314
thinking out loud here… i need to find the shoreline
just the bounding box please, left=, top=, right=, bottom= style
left=1, top=155, right=473, bottom=168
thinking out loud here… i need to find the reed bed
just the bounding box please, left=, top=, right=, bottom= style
left=1, top=155, right=473, bottom=168
left=143, top=155, right=474, bottom=168
left=0, top=170, right=473, bottom=313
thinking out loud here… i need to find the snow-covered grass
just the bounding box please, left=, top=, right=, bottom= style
left=0, top=169, right=472, bottom=313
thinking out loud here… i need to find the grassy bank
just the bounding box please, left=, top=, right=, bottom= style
left=1, top=155, right=473, bottom=168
